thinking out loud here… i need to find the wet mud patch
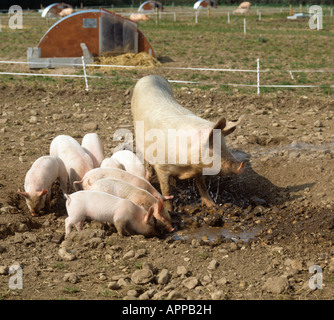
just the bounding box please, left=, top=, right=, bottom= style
left=169, top=193, right=334, bottom=247
left=160, top=153, right=333, bottom=246
left=173, top=224, right=261, bottom=244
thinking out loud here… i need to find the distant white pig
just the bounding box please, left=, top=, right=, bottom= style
left=50, top=135, right=94, bottom=190
left=129, top=13, right=149, bottom=21
left=81, top=133, right=104, bottom=168
left=86, top=178, right=174, bottom=232
left=17, top=156, right=68, bottom=216
left=64, top=190, right=157, bottom=237
left=110, top=150, right=149, bottom=180
left=58, top=7, right=73, bottom=17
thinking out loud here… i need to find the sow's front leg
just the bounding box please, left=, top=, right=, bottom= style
left=195, top=175, right=216, bottom=208
left=155, top=167, right=172, bottom=211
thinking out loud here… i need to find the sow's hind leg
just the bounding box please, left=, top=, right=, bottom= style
left=195, top=175, right=216, bottom=208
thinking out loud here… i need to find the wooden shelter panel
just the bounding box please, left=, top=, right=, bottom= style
left=138, top=30, right=155, bottom=58
left=39, top=12, right=100, bottom=58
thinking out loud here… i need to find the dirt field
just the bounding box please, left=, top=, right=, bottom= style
left=0, top=80, right=333, bottom=301
left=0, top=7, right=333, bottom=301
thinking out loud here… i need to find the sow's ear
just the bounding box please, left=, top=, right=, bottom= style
left=207, top=117, right=227, bottom=148
left=208, top=116, right=244, bottom=145
left=223, top=115, right=244, bottom=136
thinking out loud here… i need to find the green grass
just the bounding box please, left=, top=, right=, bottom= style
left=98, top=288, right=122, bottom=299
left=63, top=286, right=80, bottom=294
left=0, top=8, right=333, bottom=95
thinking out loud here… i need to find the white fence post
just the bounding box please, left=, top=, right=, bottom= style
left=82, top=56, right=89, bottom=92
left=227, top=12, right=230, bottom=24
left=244, top=18, right=246, bottom=35
left=257, top=58, right=260, bottom=95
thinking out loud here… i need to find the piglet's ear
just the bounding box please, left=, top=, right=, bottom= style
left=156, top=197, right=163, bottom=213
left=145, top=206, right=154, bottom=223
left=17, top=189, right=30, bottom=199
left=37, top=189, right=48, bottom=197
left=162, top=195, right=174, bottom=200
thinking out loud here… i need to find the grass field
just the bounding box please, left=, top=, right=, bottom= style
left=0, top=5, right=333, bottom=95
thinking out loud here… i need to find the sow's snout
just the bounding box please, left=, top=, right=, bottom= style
left=221, top=159, right=245, bottom=176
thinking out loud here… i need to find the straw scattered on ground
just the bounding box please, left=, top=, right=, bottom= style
left=94, top=52, right=161, bottom=70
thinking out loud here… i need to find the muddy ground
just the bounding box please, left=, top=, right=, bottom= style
left=0, top=79, right=333, bottom=301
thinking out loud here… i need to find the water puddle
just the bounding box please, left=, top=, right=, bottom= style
left=171, top=142, right=334, bottom=244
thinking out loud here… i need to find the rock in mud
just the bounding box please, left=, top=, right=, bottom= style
left=203, top=213, right=223, bottom=226
left=0, top=206, right=18, bottom=214
left=183, top=277, right=199, bottom=290
left=262, top=276, right=290, bottom=294
left=29, top=116, right=38, bottom=124
left=123, top=250, right=135, bottom=260
left=0, top=266, right=9, bottom=275
left=107, top=281, right=120, bottom=290
left=208, top=259, right=219, bottom=270
left=131, top=269, right=154, bottom=284
left=284, top=258, right=303, bottom=271
left=176, top=265, right=188, bottom=276
left=127, top=289, right=138, bottom=297
left=83, top=122, right=98, bottom=131
left=63, top=272, right=79, bottom=284
left=314, top=120, right=324, bottom=128
left=58, top=247, right=76, bottom=261
left=118, top=278, right=130, bottom=287
left=168, top=290, right=183, bottom=300
left=152, top=290, right=169, bottom=300
left=211, top=290, right=226, bottom=300
left=157, top=269, right=170, bottom=284
left=65, top=229, right=105, bottom=243
left=135, top=249, right=147, bottom=259
left=139, top=288, right=157, bottom=300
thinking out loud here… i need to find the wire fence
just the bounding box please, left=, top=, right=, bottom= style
left=0, top=58, right=334, bottom=94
